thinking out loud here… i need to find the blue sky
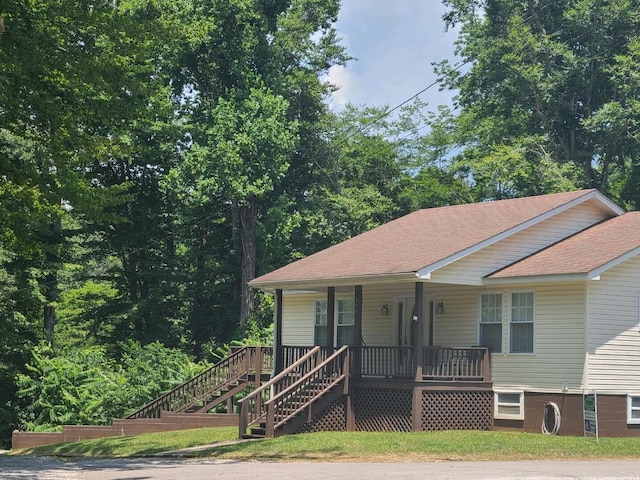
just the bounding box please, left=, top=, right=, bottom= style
left=327, top=1, right=460, bottom=113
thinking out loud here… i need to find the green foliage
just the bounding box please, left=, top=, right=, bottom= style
left=15, top=342, right=206, bottom=431
left=438, top=0, right=640, bottom=203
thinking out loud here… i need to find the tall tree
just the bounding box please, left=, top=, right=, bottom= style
left=172, top=0, right=348, bottom=335
left=436, top=0, right=640, bottom=203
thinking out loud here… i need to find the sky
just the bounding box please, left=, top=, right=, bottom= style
left=327, top=1, right=460, bottom=113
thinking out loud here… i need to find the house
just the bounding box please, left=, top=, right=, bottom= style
left=248, top=189, right=640, bottom=437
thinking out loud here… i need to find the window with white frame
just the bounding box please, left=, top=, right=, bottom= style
left=627, top=395, right=640, bottom=424
left=479, top=293, right=502, bottom=353
left=314, top=300, right=327, bottom=346
left=337, top=298, right=356, bottom=346
left=510, top=292, right=534, bottom=353
left=494, top=391, right=525, bottom=420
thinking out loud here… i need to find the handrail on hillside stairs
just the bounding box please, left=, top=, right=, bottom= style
left=127, top=346, right=272, bottom=419
left=238, top=346, right=350, bottom=438
left=238, top=346, right=321, bottom=437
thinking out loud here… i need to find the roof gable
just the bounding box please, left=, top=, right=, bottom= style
left=250, top=189, right=622, bottom=288
left=488, top=211, right=640, bottom=280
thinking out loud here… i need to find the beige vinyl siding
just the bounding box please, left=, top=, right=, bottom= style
left=281, top=293, right=316, bottom=345
left=586, top=255, right=640, bottom=394
left=489, top=282, right=587, bottom=392
left=281, top=281, right=588, bottom=392
left=431, top=202, right=610, bottom=285
left=281, top=282, right=422, bottom=347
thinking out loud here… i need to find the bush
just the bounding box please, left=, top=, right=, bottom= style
left=16, top=341, right=206, bottom=431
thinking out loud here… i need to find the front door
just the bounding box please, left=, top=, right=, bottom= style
left=395, top=296, right=433, bottom=348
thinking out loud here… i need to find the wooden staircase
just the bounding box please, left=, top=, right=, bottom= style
left=127, top=346, right=272, bottom=418
left=238, top=345, right=350, bottom=439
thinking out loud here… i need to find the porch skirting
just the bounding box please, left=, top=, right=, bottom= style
left=295, top=380, right=493, bottom=434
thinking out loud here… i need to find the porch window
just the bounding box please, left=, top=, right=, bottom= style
left=314, top=300, right=327, bottom=346
left=494, top=391, right=524, bottom=420
left=337, top=298, right=356, bottom=346
left=510, top=292, right=534, bottom=353
left=479, top=293, right=502, bottom=353
left=627, top=395, right=640, bottom=424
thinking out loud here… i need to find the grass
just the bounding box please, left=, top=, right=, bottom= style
left=9, top=428, right=640, bottom=461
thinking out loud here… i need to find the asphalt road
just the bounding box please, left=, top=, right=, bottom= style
left=2, top=457, right=640, bottom=480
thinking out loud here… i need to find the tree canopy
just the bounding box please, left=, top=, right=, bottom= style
left=2, top=0, right=640, bottom=447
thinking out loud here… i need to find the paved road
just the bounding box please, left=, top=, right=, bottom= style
left=2, top=457, right=640, bottom=480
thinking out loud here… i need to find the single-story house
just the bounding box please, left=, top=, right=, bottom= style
left=249, top=189, right=640, bottom=437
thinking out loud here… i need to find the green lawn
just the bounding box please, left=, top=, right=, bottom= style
left=9, top=428, right=640, bottom=461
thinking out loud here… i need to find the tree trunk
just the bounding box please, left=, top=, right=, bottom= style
left=240, top=196, right=257, bottom=324
left=191, top=222, right=208, bottom=358
left=43, top=217, right=61, bottom=346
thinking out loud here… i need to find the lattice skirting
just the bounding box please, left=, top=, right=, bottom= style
left=296, top=396, right=347, bottom=433
left=420, top=390, right=493, bottom=431
left=354, top=387, right=413, bottom=432
left=296, top=387, right=493, bottom=433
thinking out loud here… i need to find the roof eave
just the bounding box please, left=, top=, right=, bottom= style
left=249, top=272, right=418, bottom=294
left=483, top=273, right=593, bottom=285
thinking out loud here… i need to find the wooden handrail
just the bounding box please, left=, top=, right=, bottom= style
left=238, top=346, right=321, bottom=437
left=265, top=345, right=349, bottom=406
left=264, top=345, right=349, bottom=436
left=127, top=346, right=272, bottom=419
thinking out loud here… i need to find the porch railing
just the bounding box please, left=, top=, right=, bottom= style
left=278, top=345, right=489, bottom=382
left=422, top=346, right=489, bottom=381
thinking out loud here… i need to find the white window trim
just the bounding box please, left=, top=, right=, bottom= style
left=509, top=291, right=535, bottom=355
left=627, top=394, right=640, bottom=424
left=494, top=391, right=525, bottom=420
left=478, top=292, right=504, bottom=354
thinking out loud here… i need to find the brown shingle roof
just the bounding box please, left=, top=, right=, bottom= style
left=488, top=211, right=640, bottom=279
left=251, top=189, right=610, bottom=287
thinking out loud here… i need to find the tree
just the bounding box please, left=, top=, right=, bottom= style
left=437, top=0, right=640, bottom=203
left=171, top=0, right=348, bottom=336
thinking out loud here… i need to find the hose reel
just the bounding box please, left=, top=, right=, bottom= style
left=542, top=401, right=561, bottom=435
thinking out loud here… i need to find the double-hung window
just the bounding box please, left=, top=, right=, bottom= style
left=337, top=298, right=356, bottom=346
left=479, top=293, right=502, bottom=353
left=314, top=300, right=327, bottom=346
left=510, top=292, right=534, bottom=353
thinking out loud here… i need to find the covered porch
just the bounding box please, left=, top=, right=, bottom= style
left=271, top=282, right=491, bottom=384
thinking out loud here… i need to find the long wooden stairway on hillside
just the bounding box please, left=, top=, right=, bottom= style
left=127, top=346, right=272, bottom=419
left=12, top=345, right=352, bottom=449
left=12, top=346, right=273, bottom=449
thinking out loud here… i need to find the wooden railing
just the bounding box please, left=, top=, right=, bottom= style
left=356, top=346, right=414, bottom=377
left=346, top=346, right=489, bottom=382
left=277, top=345, right=489, bottom=382
left=264, top=345, right=350, bottom=437
left=127, top=346, right=272, bottom=419
left=422, top=346, right=489, bottom=381
left=238, top=347, right=323, bottom=437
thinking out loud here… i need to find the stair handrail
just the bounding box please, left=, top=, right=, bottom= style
left=127, top=346, right=271, bottom=419
left=264, top=345, right=349, bottom=436
left=238, top=346, right=322, bottom=437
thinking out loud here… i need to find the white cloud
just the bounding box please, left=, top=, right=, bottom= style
left=329, top=1, right=460, bottom=113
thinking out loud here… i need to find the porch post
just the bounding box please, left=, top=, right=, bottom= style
left=327, top=287, right=335, bottom=351
left=274, top=288, right=284, bottom=375
left=414, top=282, right=424, bottom=381
left=354, top=285, right=363, bottom=378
